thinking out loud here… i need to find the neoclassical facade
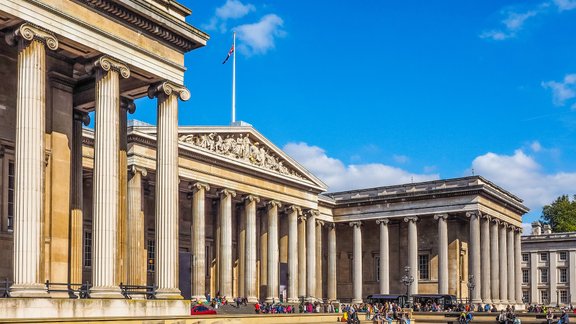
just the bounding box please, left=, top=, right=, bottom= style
left=0, top=0, right=532, bottom=319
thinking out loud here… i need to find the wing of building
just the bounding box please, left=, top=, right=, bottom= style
left=0, top=0, right=545, bottom=320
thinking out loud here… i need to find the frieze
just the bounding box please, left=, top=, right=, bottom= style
left=178, top=132, right=305, bottom=180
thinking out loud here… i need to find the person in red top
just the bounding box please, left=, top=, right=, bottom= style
left=254, top=303, right=261, bottom=314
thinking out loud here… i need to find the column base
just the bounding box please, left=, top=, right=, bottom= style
left=265, top=296, right=279, bottom=304
left=247, top=296, right=259, bottom=303
left=287, top=297, right=300, bottom=303
left=10, top=283, right=49, bottom=298
left=491, top=298, right=500, bottom=304
left=89, top=286, right=124, bottom=299
left=306, top=296, right=317, bottom=303
left=351, top=298, right=363, bottom=304
left=156, top=288, right=183, bottom=300
left=482, top=298, right=492, bottom=305
left=191, top=295, right=206, bottom=303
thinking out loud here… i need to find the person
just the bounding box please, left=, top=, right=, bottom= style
left=559, top=309, right=570, bottom=324
left=497, top=310, right=507, bottom=324
left=546, top=309, right=554, bottom=324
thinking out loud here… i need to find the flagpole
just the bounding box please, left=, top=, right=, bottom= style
left=232, top=31, right=236, bottom=124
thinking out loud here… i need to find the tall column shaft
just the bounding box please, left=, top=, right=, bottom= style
left=219, top=189, right=236, bottom=298
left=266, top=201, right=280, bottom=302
left=287, top=206, right=300, bottom=303
left=297, top=215, right=307, bottom=298
left=10, top=23, right=58, bottom=297
left=191, top=183, right=209, bottom=301
left=127, top=167, right=146, bottom=286
left=148, top=81, right=189, bottom=299
left=490, top=219, right=500, bottom=303
left=467, top=212, right=481, bottom=303
left=549, top=251, right=557, bottom=305
left=306, top=210, right=317, bottom=300
left=499, top=223, right=508, bottom=303
left=351, top=221, right=363, bottom=304
left=480, top=215, right=491, bottom=303
left=514, top=229, right=522, bottom=304
left=315, top=220, right=323, bottom=299
left=244, top=195, right=259, bottom=303
left=434, top=214, right=448, bottom=295
left=327, top=223, right=337, bottom=301
left=507, top=226, right=515, bottom=303
left=530, top=252, right=538, bottom=304
left=238, top=205, right=246, bottom=299
left=377, top=219, right=390, bottom=294
left=405, top=217, right=419, bottom=296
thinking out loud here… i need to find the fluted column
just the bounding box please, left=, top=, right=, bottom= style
left=286, top=206, right=300, bottom=303
left=90, top=55, right=130, bottom=298
left=244, top=195, right=260, bottom=303
left=218, top=189, right=236, bottom=298
left=191, top=182, right=210, bottom=301
left=405, top=216, right=419, bottom=296
left=507, top=226, right=515, bottom=303
left=434, top=214, right=448, bottom=295
left=514, top=228, right=522, bottom=304
left=480, top=214, right=491, bottom=304
left=327, top=223, right=337, bottom=301
left=315, top=220, right=324, bottom=299
left=297, top=214, right=307, bottom=298
left=467, top=211, right=481, bottom=304
left=376, top=219, right=390, bottom=294
left=350, top=221, right=363, bottom=304
left=70, top=111, right=89, bottom=286
left=8, top=23, right=58, bottom=297
left=306, top=210, right=318, bottom=300
left=127, top=166, right=147, bottom=287
left=148, top=81, right=190, bottom=299
left=490, top=219, right=501, bottom=303
left=499, top=222, right=508, bottom=304
left=266, top=200, right=281, bottom=302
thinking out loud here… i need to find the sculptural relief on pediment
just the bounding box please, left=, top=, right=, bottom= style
left=179, top=133, right=305, bottom=180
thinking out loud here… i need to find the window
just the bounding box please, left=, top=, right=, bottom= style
left=375, top=256, right=380, bottom=282
left=523, top=290, right=530, bottom=304
left=540, top=268, right=548, bottom=283
left=559, top=268, right=568, bottom=283
left=559, top=251, right=568, bottom=261
left=540, top=290, right=549, bottom=305
left=7, top=161, right=14, bottom=231
left=83, top=231, right=92, bottom=268
left=522, top=253, right=529, bottom=262
left=540, top=253, right=548, bottom=262
left=522, top=269, right=529, bottom=284
left=560, top=290, right=568, bottom=304
left=147, top=239, right=155, bottom=272
left=418, top=254, right=430, bottom=280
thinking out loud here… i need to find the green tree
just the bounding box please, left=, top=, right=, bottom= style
left=541, top=195, right=576, bottom=233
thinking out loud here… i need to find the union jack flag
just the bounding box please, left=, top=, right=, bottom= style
left=222, top=44, right=234, bottom=64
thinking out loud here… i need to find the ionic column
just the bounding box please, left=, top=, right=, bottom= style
left=286, top=206, right=300, bottom=303
left=499, top=222, right=509, bottom=304
left=466, top=211, right=481, bottom=304
left=244, top=195, right=260, bottom=303
left=148, top=81, right=190, bottom=299
left=70, top=111, right=89, bottom=286
left=315, top=220, right=324, bottom=299
left=507, top=225, right=515, bottom=303
left=480, top=214, right=491, bottom=304
left=376, top=219, right=390, bottom=294
left=217, top=189, right=236, bottom=298
left=350, top=221, right=363, bottom=304
left=8, top=23, right=58, bottom=297
left=266, top=200, right=281, bottom=303
left=490, top=219, right=501, bottom=303
left=405, top=217, right=419, bottom=296
left=327, top=223, right=337, bottom=301
left=91, top=55, right=130, bottom=298
left=191, top=182, right=210, bottom=301
left=306, top=210, right=318, bottom=300
left=127, top=166, right=147, bottom=287
left=297, top=214, right=307, bottom=298
left=514, top=229, right=522, bottom=304
left=434, top=214, right=448, bottom=295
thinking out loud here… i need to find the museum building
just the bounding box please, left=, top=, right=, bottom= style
left=0, top=0, right=535, bottom=319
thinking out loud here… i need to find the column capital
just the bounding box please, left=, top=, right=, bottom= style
left=491, top=218, right=501, bottom=225
left=465, top=211, right=481, bottom=219
left=267, top=200, right=282, bottom=209
left=376, top=218, right=389, bottom=225
left=305, top=209, right=320, bottom=218
left=129, top=165, right=148, bottom=177
left=73, top=110, right=91, bottom=126
left=500, top=221, right=509, bottom=229
left=297, top=214, right=307, bottom=222
left=515, top=227, right=523, bottom=234
left=243, top=194, right=260, bottom=204
left=120, top=97, right=136, bottom=114
left=6, top=22, right=58, bottom=50
left=480, top=213, right=492, bottom=221
left=188, top=182, right=210, bottom=192
left=218, top=188, right=236, bottom=198
left=326, top=222, right=336, bottom=230
left=92, top=55, right=130, bottom=79
left=349, top=221, right=362, bottom=228
left=433, top=213, right=449, bottom=221
left=403, top=216, right=418, bottom=223
left=284, top=205, right=302, bottom=215
left=148, top=81, right=190, bottom=101
left=316, top=219, right=325, bottom=227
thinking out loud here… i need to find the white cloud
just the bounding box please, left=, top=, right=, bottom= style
left=202, top=0, right=255, bottom=32
left=283, top=142, right=438, bottom=192
left=553, top=0, right=576, bottom=11
left=471, top=149, right=576, bottom=212
left=393, top=154, right=410, bottom=164
left=530, top=141, right=542, bottom=152
left=480, top=9, right=538, bottom=40
left=542, top=74, right=576, bottom=107
left=235, top=14, right=286, bottom=55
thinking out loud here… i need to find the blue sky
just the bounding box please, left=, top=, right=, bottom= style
left=132, top=0, right=576, bottom=224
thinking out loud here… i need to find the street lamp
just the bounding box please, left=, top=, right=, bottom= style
left=467, top=275, right=476, bottom=307
left=401, top=266, right=414, bottom=308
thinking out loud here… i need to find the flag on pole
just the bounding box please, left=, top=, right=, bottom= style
left=222, top=44, right=234, bottom=64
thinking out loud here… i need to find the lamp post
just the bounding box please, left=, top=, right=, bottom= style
left=401, top=266, right=414, bottom=308
left=467, top=274, right=475, bottom=307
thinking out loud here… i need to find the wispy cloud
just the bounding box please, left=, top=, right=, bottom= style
left=542, top=74, right=576, bottom=108
left=203, top=0, right=255, bottom=32
left=553, top=0, right=576, bottom=11
left=235, top=14, right=286, bottom=55
left=393, top=154, right=410, bottom=164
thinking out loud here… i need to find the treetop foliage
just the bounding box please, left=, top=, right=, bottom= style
left=541, top=194, right=576, bottom=233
